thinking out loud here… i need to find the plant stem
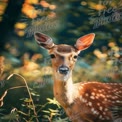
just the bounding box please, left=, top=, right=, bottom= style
left=7, top=73, right=39, bottom=122
left=8, top=86, right=26, bottom=90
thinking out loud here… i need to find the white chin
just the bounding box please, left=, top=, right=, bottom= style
left=57, top=71, right=70, bottom=82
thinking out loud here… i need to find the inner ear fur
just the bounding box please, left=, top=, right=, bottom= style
left=75, top=33, right=95, bottom=51
left=34, top=32, right=55, bottom=49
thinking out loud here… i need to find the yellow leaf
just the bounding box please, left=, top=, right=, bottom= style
left=25, top=0, right=38, bottom=4
left=15, top=23, right=27, bottom=29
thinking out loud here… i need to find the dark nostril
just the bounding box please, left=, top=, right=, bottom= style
left=59, top=65, right=69, bottom=74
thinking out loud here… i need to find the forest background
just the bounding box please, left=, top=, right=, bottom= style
left=0, top=0, right=122, bottom=121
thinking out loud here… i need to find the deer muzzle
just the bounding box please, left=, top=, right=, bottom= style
left=58, top=65, right=69, bottom=75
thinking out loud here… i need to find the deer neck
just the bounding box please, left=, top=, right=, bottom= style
left=53, top=71, right=75, bottom=106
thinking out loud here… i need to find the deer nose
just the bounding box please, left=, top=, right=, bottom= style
left=59, top=65, right=69, bottom=75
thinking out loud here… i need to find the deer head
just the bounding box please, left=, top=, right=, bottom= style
left=34, top=32, right=95, bottom=82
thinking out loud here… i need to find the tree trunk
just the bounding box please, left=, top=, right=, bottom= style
left=0, top=0, right=25, bottom=52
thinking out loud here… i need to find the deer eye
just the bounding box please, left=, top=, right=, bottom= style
left=74, top=55, right=77, bottom=59
left=50, top=54, right=55, bottom=58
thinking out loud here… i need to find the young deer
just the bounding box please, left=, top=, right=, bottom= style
left=34, top=32, right=122, bottom=122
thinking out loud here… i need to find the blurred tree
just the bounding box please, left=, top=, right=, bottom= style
left=0, top=0, right=25, bottom=52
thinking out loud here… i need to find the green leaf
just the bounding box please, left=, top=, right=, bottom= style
left=47, top=98, right=61, bottom=108
left=17, top=110, right=29, bottom=116
left=27, top=105, right=34, bottom=110
left=49, top=109, right=58, bottom=113
left=1, top=112, right=19, bottom=120
left=24, top=98, right=32, bottom=103
left=53, top=117, right=69, bottom=122
left=42, top=110, right=50, bottom=114
left=31, top=92, right=40, bottom=96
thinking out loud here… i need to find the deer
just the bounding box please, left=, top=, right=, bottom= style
left=34, top=32, right=122, bottom=122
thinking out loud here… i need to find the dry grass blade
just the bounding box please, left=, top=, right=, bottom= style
left=0, top=56, right=5, bottom=78
left=0, top=90, right=7, bottom=107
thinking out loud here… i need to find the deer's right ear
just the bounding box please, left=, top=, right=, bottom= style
left=34, top=32, right=55, bottom=49
left=75, top=33, right=95, bottom=51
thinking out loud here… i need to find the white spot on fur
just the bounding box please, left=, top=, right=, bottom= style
left=85, top=93, right=89, bottom=97
left=90, top=96, right=95, bottom=100
left=104, top=108, right=108, bottom=111
left=99, top=106, right=103, bottom=111
left=88, top=102, right=92, bottom=106
left=91, top=92, right=95, bottom=96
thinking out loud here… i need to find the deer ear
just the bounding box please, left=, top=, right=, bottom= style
left=34, top=32, right=55, bottom=49
left=75, top=33, right=95, bottom=51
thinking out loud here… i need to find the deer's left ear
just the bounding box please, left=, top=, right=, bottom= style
left=75, top=33, right=95, bottom=51
left=34, top=32, right=55, bottom=49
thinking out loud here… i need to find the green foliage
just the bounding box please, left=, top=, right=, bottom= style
left=0, top=74, right=68, bottom=122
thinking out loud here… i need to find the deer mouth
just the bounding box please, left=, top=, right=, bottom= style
left=57, top=69, right=71, bottom=82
